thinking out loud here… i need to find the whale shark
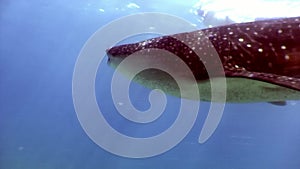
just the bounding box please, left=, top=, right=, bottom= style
left=106, top=16, right=300, bottom=104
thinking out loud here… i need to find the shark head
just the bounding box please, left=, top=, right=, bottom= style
left=107, top=31, right=225, bottom=80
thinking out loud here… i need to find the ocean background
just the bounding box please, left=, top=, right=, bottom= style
left=1, top=0, right=300, bottom=169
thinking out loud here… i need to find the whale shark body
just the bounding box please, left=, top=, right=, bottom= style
left=107, top=16, right=300, bottom=103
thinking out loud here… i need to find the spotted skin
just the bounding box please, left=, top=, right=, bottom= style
left=107, top=16, right=300, bottom=92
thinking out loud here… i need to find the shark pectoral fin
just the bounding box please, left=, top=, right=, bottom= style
left=225, top=70, right=300, bottom=91
left=268, top=101, right=287, bottom=106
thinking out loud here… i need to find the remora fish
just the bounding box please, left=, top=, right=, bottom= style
left=107, top=16, right=300, bottom=104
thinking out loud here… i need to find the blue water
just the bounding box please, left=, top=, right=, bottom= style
left=1, top=0, right=300, bottom=169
